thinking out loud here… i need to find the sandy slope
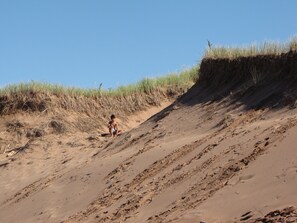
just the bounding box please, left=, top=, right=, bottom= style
left=1, top=82, right=297, bottom=223
left=0, top=101, right=171, bottom=223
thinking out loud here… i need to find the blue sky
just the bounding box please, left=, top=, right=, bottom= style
left=0, top=0, right=297, bottom=89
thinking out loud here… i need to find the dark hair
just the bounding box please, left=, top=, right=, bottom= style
left=111, top=114, right=116, bottom=119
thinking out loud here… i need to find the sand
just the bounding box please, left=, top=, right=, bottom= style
left=1, top=85, right=297, bottom=223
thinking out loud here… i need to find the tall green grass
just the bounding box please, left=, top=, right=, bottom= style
left=0, top=66, right=199, bottom=98
left=108, top=66, right=199, bottom=96
left=204, top=36, right=297, bottom=59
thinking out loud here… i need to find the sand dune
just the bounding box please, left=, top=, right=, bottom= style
left=1, top=53, right=297, bottom=222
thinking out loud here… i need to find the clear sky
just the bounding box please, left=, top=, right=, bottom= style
left=1, top=0, right=297, bottom=89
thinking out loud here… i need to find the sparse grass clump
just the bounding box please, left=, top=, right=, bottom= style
left=204, top=37, right=297, bottom=59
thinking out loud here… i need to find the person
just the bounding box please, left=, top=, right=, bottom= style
left=108, top=114, right=122, bottom=137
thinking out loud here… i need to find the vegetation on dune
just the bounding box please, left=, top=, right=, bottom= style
left=200, top=37, right=297, bottom=89
left=2, top=36, right=297, bottom=115
left=204, top=36, right=297, bottom=59
left=0, top=66, right=199, bottom=98
left=2, top=36, right=296, bottom=100
left=0, top=66, right=199, bottom=116
left=109, top=67, right=198, bottom=96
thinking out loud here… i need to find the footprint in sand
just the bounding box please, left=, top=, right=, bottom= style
left=238, top=174, right=254, bottom=183
left=228, top=174, right=254, bottom=186
left=240, top=211, right=253, bottom=221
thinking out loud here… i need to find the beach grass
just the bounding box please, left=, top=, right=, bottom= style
left=0, top=66, right=199, bottom=98
left=204, top=36, right=297, bottom=60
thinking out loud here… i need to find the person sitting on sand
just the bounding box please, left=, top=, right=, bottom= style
left=108, top=114, right=122, bottom=137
